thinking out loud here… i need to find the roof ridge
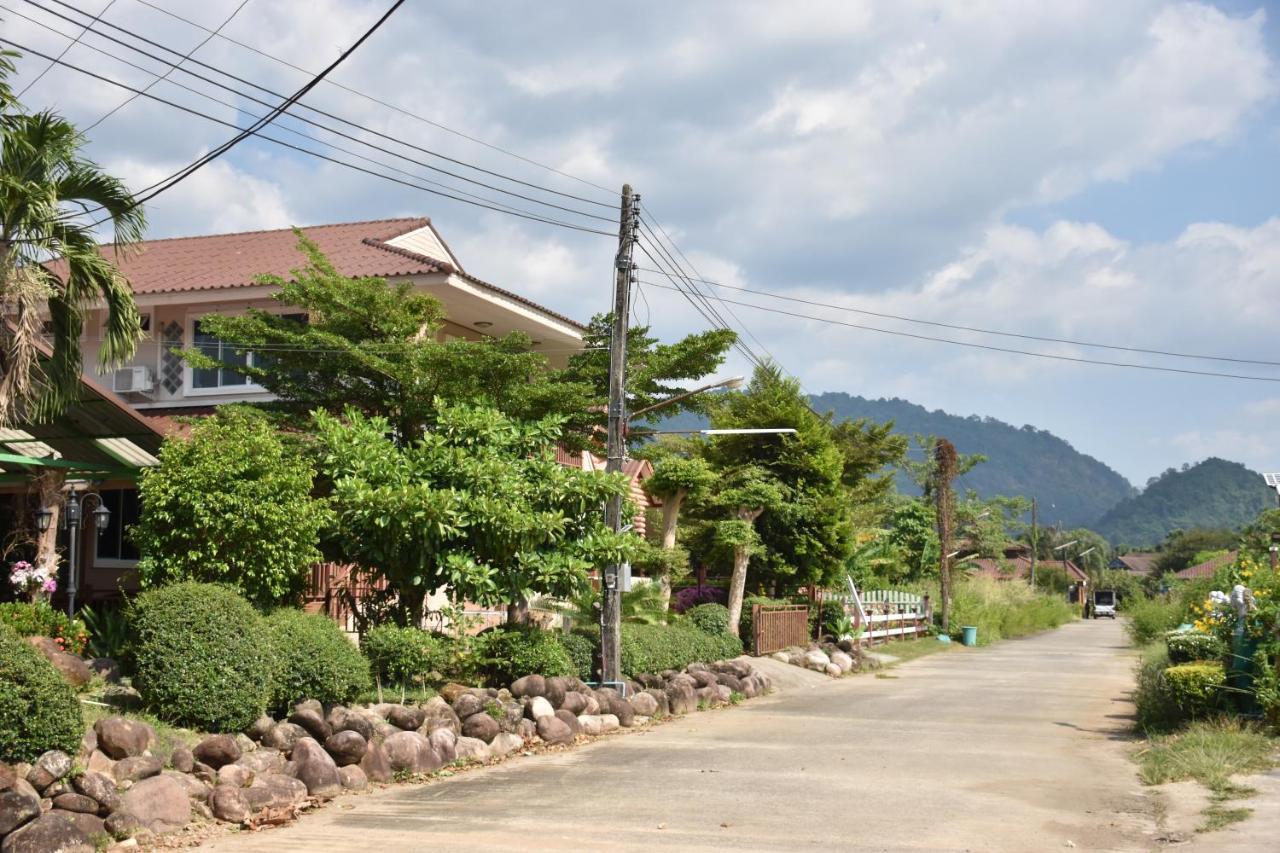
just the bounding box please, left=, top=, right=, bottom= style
left=107, top=216, right=430, bottom=247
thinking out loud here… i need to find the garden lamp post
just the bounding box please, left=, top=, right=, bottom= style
left=36, top=485, right=110, bottom=617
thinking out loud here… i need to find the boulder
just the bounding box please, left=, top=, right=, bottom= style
left=84, top=751, right=115, bottom=776
left=288, top=707, right=332, bottom=741
left=25, top=752, right=71, bottom=793
left=583, top=695, right=601, bottom=715
left=629, top=692, right=659, bottom=716
left=509, top=674, right=546, bottom=698
left=290, top=739, right=341, bottom=799
left=489, top=732, right=523, bottom=758
left=804, top=649, right=831, bottom=670
left=451, top=693, right=484, bottom=721
left=386, top=705, right=426, bottom=732
left=644, top=689, right=669, bottom=716
left=113, top=756, right=162, bottom=785
left=824, top=663, right=842, bottom=677
left=420, top=698, right=461, bottom=736
left=162, top=772, right=208, bottom=803
left=553, top=710, right=582, bottom=737
left=245, top=715, right=275, bottom=742
left=714, top=672, right=743, bottom=693
left=559, top=691, right=588, bottom=715
left=103, top=810, right=148, bottom=841
left=75, top=731, right=96, bottom=765
left=25, top=638, right=93, bottom=690
left=576, top=714, right=603, bottom=736
left=599, top=714, right=621, bottom=733
left=543, top=677, right=568, bottom=709
left=358, top=739, right=392, bottom=784
left=0, top=778, right=40, bottom=835
left=169, top=747, right=194, bottom=774
left=257, top=774, right=307, bottom=809
left=688, top=670, right=717, bottom=689
left=119, top=774, right=191, bottom=833
left=664, top=683, right=697, bottom=716
left=498, top=701, right=524, bottom=733
left=51, top=793, right=99, bottom=814
left=193, top=735, right=241, bottom=770
left=235, top=748, right=285, bottom=776
left=209, top=785, right=250, bottom=823
left=607, top=697, right=635, bottom=727
left=338, top=765, right=367, bottom=791
left=428, top=729, right=456, bottom=765
left=770, top=651, right=790, bottom=663
left=332, top=708, right=376, bottom=741
left=70, top=771, right=118, bottom=813
left=382, top=731, right=428, bottom=774
left=829, top=651, right=854, bottom=672
left=93, top=718, right=154, bottom=761
left=516, top=719, right=537, bottom=739
left=460, top=713, right=499, bottom=744
left=1, top=811, right=94, bottom=853
left=534, top=715, right=573, bottom=745
left=712, top=685, right=732, bottom=704
left=453, top=737, right=490, bottom=763
left=524, top=696, right=555, bottom=720
left=261, top=722, right=306, bottom=753
left=323, top=731, right=367, bottom=767
left=216, top=765, right=253, bottom=788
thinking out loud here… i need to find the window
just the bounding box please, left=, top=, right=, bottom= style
left=96, top=488, right=140, bottom=564
left=190, top=314, right=306, bottom=392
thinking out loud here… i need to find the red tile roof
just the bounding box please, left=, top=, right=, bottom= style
left=1113, top=553, right=1158, bottom=575
left=67, top=218, right=450, bottom=295
left=1175, top=551, right=1237, bottom=580
left=967, top=555, right=1088, bottom=583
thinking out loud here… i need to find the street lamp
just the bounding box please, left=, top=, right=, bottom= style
left=627, top=375, right=745, bottom=421
left=38, top=484, right=111, bottom=617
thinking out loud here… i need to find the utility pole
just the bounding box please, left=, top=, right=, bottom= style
left=934, top=438, right=958, bottom=635
left=1029, top=497, right=1038, bottom=588
left=601, top=184, right=639, bottom=686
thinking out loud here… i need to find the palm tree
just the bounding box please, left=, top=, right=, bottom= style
left=1, top=51, right=144, bottom=422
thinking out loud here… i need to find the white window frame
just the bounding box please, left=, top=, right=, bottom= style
left=94, top=488, right=141, bottom=570
left=182, top=310, right=271, bottom=397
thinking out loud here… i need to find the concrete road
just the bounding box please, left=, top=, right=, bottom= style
left=205, top=620, right=1159, bottom=852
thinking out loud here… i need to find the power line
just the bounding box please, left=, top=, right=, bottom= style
left=81, top=0, right=251, bottom=133
left=14, top=0, right=115, bottom=98
left=19, top=0, right=616, bottom=224
left=0, top=38, right=616, bottom=237
left=127, top=0, right=618, bottom=202
left=638, top=278, right=1280, bottom=383
left=633, top=266, right=1280, bottom=368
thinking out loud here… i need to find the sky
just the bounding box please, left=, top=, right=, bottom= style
left=5, top=0, right=1280, bottom=487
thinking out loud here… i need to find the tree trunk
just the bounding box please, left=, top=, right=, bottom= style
left=33, top=468, right=64, bottom=580
left=506, top=598, right=529, bottom=626
left=724, top=506, right=763, bottom=639
left=656, top=488, right=686, bottom=611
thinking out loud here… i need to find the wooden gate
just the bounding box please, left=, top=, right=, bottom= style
left=752, top=603, right=810, bottom=655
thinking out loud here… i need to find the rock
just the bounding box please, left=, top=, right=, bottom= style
left=386, top=705, right=426, bottom=732
left=583, top=695, right=601, bottom=715
left=25, top=638, right=93, bottom=689
left=665, top=683, right=697, bottom=715
left=451, top=693, right=484, bottom=721
left=498, top=701, right=524, bottom=733
left=113, top=757, right=162, bottom=785
left=559, top=691, right=587, bottom=715
left=235, top=748, right=284, bottom=776
left=168, top=747, right=194, bottom=774
left=428, top=729, right=456, bottom=765
left=51, top=793, right=99, bottom=814
left=87, top=658, right=120, bottom=683
left=0, top=812, right=94, bottom=852
left=119, top=775, right=191, bottom=833
left=829, top=651, right=854, bottom=671
left=714, top=672, right=743, bottom=693
left=599, top=714, right=620, bottom=733
left=103, top=810, right=148, bottom=841
left=288, top=708, right=331, bottom=741
left=290, top=739, right=341, bottom=799
left=382, top=731, right=428, bottom=774
left=420, top=698, right=460, bottom=736
left=543, top=677, right=568, bottom=709
left=548, top=710, right=578, bottom=737
left=712, top=685, right=732, bottom=704
left=257, top=774, right=307, bottom=809
left=216, top=765, right=253, bottom=788
left=629, top=692, right=659, bottom=716
left=436, top=682, right=467, bottom=703
left=824, top=663, right=843, bottom=677
left=323, top=731, right=367, bottom=767
left=190, top=799, right=214, bottom=821
left=524, top=696, right=555, bottom=720
left=534, top=715, right=573, bottom=745
left=71, top=772, right=119, bottom=814
left=804, top=649, right=831, bottom=669
left=461, top=713, right=499, bottom=744
left=338, top=765, right=367, bottom=791
left=76, top=731, right=96, bottom=766
left=688, top=670, right=717, bottom=689
left=190, top=762, right=217, bottom=786
left=93, top=718, right=155, bottom=761
left=85, top=751, right=115, bottom=776
left=209, top=785, right=249, bottom=823
left=261, top=722, right=306, bottom=753
left=770, top=651, right=790, bottom=663
left=43, top=780, right=69, bottom=799
left=453, top=737, right=490, bottom=763
left=57, top=810, right=104, bottom=839
left=607, top=697, right=635, bottom=727
left=0, top=778, right=40, bottom=835
left=193, top=735, right=241, bottom=770
left=509, top=674, right=546, bottom=698
left=295, top=699, right=323, bottom=716
left=162, top=772, right=208, bottom=802
left=25, top=752, right=71, bottom=793
left=489, top=732, right=523, bottom=758
left=516, top=719, right=537, bottom=739
left=245, top=715, right=275, bottom=742
left=332, top=708, right=375, bottom=741
left=358, top=739, right=392, bottom=784
left=576, top=715, right=603, bottom=736
left=644, top=689, right=669, bottom=716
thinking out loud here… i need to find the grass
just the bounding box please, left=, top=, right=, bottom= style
left=79, top=702, right=201, bottom=765
left=1199, top=805, right=1253, bottom=832
left=1134, top=719, right=1276, bottom=791
left=875, top=637, right=955, bottom=664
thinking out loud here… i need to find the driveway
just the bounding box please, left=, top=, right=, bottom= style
left=204, top=620, right=1160, bottom=852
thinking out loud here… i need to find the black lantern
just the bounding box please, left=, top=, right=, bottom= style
left=34, top=506, right=53, bottom=533
left=93, top=503, right=111, bottom=534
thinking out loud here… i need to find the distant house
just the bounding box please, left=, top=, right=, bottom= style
left=553, top=448, right=654, bottom=538
left=1175, top=550, right=1237, bottom=580
left=1110, top=552, right=1158, bottom=577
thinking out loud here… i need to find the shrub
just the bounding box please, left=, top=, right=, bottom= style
left=672, top=584, right=727, bottom=614
left=266, top=610, right=370, bottom=714
left=948, top=579, right=1074, bottom=644
left=1126, top=597, right=1183, bottom=646
left=556, top=631, right=596, bottom=681
left=0, top=624, right=83, bottom=763
left=80, top=605, right=129, bottom=662
left=1134, top=644, right=1182, bottom=731
left=1162, top=662, right=1226, bottom=719
left=809, top=599, right=846, bottom=638
left=362, top=624, right=449, bottom=688
left=133, top=408, right=334, bottom=609
left=687, top=603, right=731, bottom=636
left=477, top=627, right=575, bottom=685
left=0, top=601, right=88, bottom=656
left=1165, top=631, right=1227, bottom=665
left=129, top=582, right=274, bottom=731
left=619, top=622, right=743, bottom=676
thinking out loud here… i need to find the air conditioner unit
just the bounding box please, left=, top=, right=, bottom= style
left=112, top=366, right=155, bottom=395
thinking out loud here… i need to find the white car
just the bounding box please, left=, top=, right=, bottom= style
left=1092, top=590, right=1117, bottom=619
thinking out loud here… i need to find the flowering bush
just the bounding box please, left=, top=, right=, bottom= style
left=0, top=602, right=87, bottom=656
left=672, top=584, right=727, bottom=613
left=8, top=560, right=56, bottom=601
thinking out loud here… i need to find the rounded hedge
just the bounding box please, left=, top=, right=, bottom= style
left=1165, top=631, right=1227, bottom=665
left=619, top=622, right=743, bottom=677
left=267, top=609, right=371, bottom=714
left=0, top=624, right=83, bottom=763
left=362, top=624, right=448, bottom=688
left=1162, top=661, right=1226, bottom=719
left=478, top=627, right=575, bottom=685
left=686, top=603, right=731, bottom=636
left=556, top=631, right=597, bottom=681
left=129, top=582, right=273, bottom=732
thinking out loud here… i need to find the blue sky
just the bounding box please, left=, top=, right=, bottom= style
left=6, top=0, right=1280, bottom=487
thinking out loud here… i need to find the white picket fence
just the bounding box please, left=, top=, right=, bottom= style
left=838, top=579, right=933, bottom=644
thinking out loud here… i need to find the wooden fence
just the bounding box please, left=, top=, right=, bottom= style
left=752, top=603, right=810, bottom=655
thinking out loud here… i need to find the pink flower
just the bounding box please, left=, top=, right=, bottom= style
left=42, top=578, right=57, bottom=593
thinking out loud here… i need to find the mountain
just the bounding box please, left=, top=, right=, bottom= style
left=1093, top=458, right=1274, bottom=547
left=806, top=393, right=1136, bottom=527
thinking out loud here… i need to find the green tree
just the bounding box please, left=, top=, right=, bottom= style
left=133, top=408, right=333, bottom=608
left=884, top=498, right=939, bottom=583
left=714, top=467, right=784, bottom=637
left=640, top=438, right=714, bottom=607
left=901, top=434, right=986, bottom=500
left=313, top=402, right=636, bottom=628
left=957, top=491, right=1030, bottom=559
left=0, top=52, right=143, bottom=420
left=1154, top=527, right=1239, bottom=575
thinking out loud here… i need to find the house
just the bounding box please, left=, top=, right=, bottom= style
left=554, top=447, right=655, bottom=537
left=1110, top=552, right=1158, bottom=577
left=1175, top=550, right=1237, bottom=580
left=965, top=543, right=1090, bottom=611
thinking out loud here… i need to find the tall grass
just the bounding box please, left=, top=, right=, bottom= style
left=948, top=578, right=1076, bottom=644
left=1133, top=718, right=1275, bottom=791
left=1125, top=596, right=1183, bottom=646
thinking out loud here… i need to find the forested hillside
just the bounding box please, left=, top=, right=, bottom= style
left=807, top=393, right=1136, bottom=527
left=1093, top=458, right=1274, bottom=547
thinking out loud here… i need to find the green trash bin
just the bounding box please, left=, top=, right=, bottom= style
left=961, top=626, right=978, bottom=647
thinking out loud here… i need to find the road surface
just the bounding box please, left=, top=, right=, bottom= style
left=205, top=619, right=1163, bottom=852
